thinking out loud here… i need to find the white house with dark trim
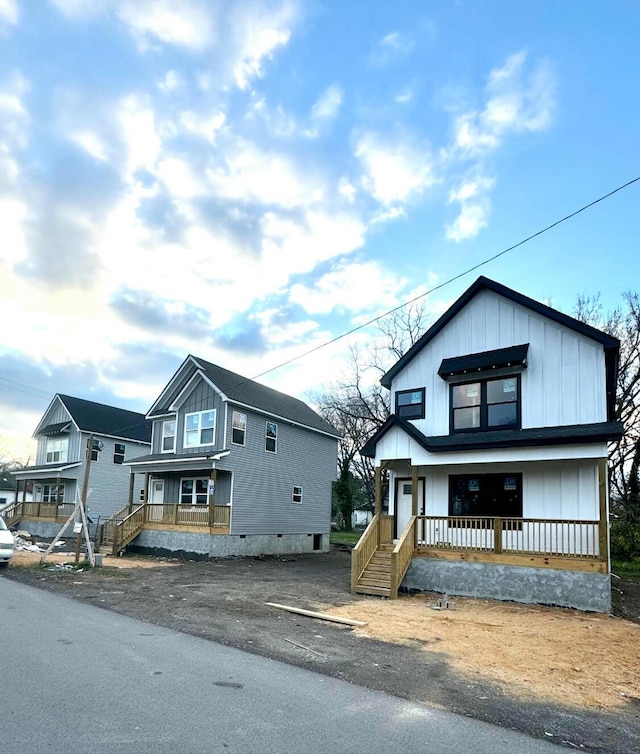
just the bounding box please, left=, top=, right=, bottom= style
left=104, top=355, right=340, bottom=558
left=7, top=395, right=151, bottom=534
left=352, top=276, right=623, bottom=613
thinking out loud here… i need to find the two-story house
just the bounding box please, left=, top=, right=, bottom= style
left=352, top=277, right=623, bottom=612
left=103, top=355, right=340, bottom=558
left=7, top=395, right=151, bottom=536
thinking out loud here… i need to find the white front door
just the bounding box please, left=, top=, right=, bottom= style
left=395, top=478, right=424, bottom=538
left=150, top=479, right=165, bottom=503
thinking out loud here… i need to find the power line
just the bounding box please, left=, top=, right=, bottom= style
left=250, top=174, right=640, bottom=382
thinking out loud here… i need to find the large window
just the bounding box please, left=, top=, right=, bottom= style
left=162, top=420, right=176, bottom=452
left=86, top=437, right=99, bottom=462
left=37, top=483, right=66, bottom=503
left=449, top=474, right=522, bottom=521
left=450, top=375, right=520, bottom=432
left=265, top=421, right=277, bottom=453
left=113, top=443, right=125, bottom=464
left=180, top=478, right=208, bottom=505
left=46, top=437, right=68, bottom=464
left=232, top=411, right=246, bottom=446
left=184, top=410, right=216, bottom=447
left=395, top=388, right=425, bottom=420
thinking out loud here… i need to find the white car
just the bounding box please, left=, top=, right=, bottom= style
left=0, top=517, right=15, bottom=569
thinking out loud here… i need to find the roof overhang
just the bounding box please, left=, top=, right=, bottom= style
left=13, top=462, right=82, bottom=478
left=438, top=344, right=529, bottom=379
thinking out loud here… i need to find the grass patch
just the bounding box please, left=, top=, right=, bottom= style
left=330, top=531, right=362, bottom=547
left=612, top=559, right=640, bottom=577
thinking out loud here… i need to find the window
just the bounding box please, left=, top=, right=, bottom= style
left=232, top=411, right=246, bottom=446
left=265, top=421, right=277, bottom=453
left=292, top=485, right=303, bottom=504
left=180, top=477, right=208, bottom=505
left=38, top=483, right=65, bottom=503
left=395, top=388, right=425, bottom=420
left=113, top=443, right=125, bottom=464
left=162, top=420, right=176, bottom=453
left=184, top=410, right=216, bottom=447
left=449, top=474, right=522, bottom=523
left=450, top=375, right=520, bottom=432
left=86, top=438, right=98, bottom=462
left=46, top=437, right=68, bottom=464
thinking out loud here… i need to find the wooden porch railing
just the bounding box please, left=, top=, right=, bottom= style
left=0, top=500, right=76, bottom=524
left=416, top=515, right=604, bottom=560
left=391, top=516, right=416, bottom=598
left=110, top=505, right=146, bottom=555
left=144, top=503, right=230, bottom=529
left=351, top=514, right=381, bottom=592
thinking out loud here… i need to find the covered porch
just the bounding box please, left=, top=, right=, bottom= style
left=351, top=459, right=609, bottom=600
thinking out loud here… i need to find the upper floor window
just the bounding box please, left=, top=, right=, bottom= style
left=162, top=420, right=176, bottom=453
left=46, top=437, right=68, bottom=464
left=450, top=376, right=520, bottom=432
left=292, top=485, right=303, bottom=504
left=265, top=421, right=277, bottom=453
left=232, top=411, right=246, bottom=446
left=113, top=443, right=126, bottom=464
left=184, top=410, right=216, bottom=447
left=395, top=388, right=425, bottom=420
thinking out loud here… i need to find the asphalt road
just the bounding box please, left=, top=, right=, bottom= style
left=1, top=577, right=562, bottom=754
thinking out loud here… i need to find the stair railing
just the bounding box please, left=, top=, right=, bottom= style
left=350, top=514, right=380, bottom=593
left=391, top=516, right=417, bottom=598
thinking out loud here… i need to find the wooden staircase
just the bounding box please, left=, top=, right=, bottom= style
left=99, top=504, right=145, bottom=556
left=353, top=543, right=393, bottom=597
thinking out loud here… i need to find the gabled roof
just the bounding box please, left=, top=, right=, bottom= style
left=381, top=276, right=620, bottom=420
left=35, top=395, right=151, bottom=443
left=149, top=355, right=340, bottom=438
left=361, top=415, right=623, bottom=458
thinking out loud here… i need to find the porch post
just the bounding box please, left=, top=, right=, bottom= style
left=598, top=458, right=609, bottom=564
left=208, top=468, right=217, bottom=529
left=128, top=473, right=135, bottom=513
left=411, top=465, right=419, bottom=549
left=374, top=467, right=382, bottom=516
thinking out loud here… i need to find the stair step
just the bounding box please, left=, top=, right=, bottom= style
left=354, top=585, right=391, bottom=597
left=359, top=575, right=392, bottom=586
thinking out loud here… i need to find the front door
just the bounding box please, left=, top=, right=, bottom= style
left=150, top=479, right=165, bottom=503
left=394, top=477, right=424, bottom=538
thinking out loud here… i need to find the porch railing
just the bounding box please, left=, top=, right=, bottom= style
left=144, top=503, right=230, bottom=529
left=391, top=516, right=416, bottom=598
left=351, top=514, right=381, bottom=591
left=416, top=515, right=604, bottom=560
left=0, top=500, right=76, bottom=523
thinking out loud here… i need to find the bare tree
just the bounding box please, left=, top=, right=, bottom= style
left=314, top=302, right=430, bottom=529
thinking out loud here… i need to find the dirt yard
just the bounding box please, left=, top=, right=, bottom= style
left=5, top=547, right=640, bottom=754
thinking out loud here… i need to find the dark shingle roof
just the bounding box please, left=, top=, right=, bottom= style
left=190, top=357, right=339, bottom=437
left=438, top=344, right=530, bottom=379
left=361, top=415, right=623, bottom=457
left=56, top=395, right=151, bottom=443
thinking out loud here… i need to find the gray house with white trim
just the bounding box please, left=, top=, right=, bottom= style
left=118, top=355, right=340, bottom=558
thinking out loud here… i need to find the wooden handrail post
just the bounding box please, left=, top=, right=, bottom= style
left=598, top=458, right=609, bottom=564
left=494, top=517, right=503, bottom=554
left=374, top=467, right=382, bottom=516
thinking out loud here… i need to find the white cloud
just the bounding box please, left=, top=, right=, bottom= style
left=453, top=51, right=556, bottom=155
left=70, top=130, right=109, bottom=161
left=158, top=70, right=182, bottom=92
left=311, top=84, right=343, bottom=122
left=356, top=132, right=435, bottom=207
left=446, top=176, right=494, bottom=242
left=289, top=260, right=407, bottom=315
left=0, top=0, right=18, bottom=26
left=179, top=109, right=226, bottom=143
left=117, top=95, right=162, bottom=174
left=117, top=0, right=213, bottom=51
left=0, top=198, right=28, bottom=264
left=370, top=31, right=415, bottom=67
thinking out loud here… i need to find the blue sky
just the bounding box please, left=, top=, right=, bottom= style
left=1, top=0, right=639, bottom=460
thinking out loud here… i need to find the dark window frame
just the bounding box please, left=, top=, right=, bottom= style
left=113, top=443, right=126, bottom=465
left=86, top=437, right=99, bottom=462
left=395, top=388, right=426, bottom=420
left=449, top=374, right=521, bottom=433
left=448, top=473, right=523, bottom=528
left=232, top=410, right=247, bottom=446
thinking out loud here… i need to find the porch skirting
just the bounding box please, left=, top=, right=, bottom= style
left=402, top=558, right=611, bottom=613
left=127, top=530, right=329, bottom=559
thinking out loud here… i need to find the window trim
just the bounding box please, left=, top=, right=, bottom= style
left=449, top=374, right=521, bottom=433
left=161, top=419, right=176, bottom=453
left=395, top=388, right=426, bottom=420
left=265, top=421, right=278, bottom=453
left=45, top=437, right=68, bottom=464
left=113, top=443, right=126, bottom=465
left=448, top=473, right=523, bottom=526
left=292, top=485, right=303, bottom=504
left=183, top=409, right=216, bottom=448
left=37, top=483, right=66, bottom=503
left=179, top=476, right=209, bottom=506
left=231, top=410, right=247, bottom=446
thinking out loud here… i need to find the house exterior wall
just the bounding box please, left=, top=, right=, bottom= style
left=391, top=290, right=608, bottom=438
left=216, top=406, right=337, bottom=536
left=35, top=401, right=82, bottom=465
left=149, top=469, right=232, bottom=506
left=388, top=459, right=599, bottom=520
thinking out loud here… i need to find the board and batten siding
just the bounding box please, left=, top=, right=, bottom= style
left=389, top=459, right=600, bottom=521
left=392, top=290, right=607, bottom=437
left=216, top=407, right=337, bottom=536
left=170, top=378, right=225, bottom=455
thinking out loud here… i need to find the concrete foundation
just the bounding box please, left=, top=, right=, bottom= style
left=402, top=558, right=611, bottom=613
left=127, top=530, right=330, bottom=560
